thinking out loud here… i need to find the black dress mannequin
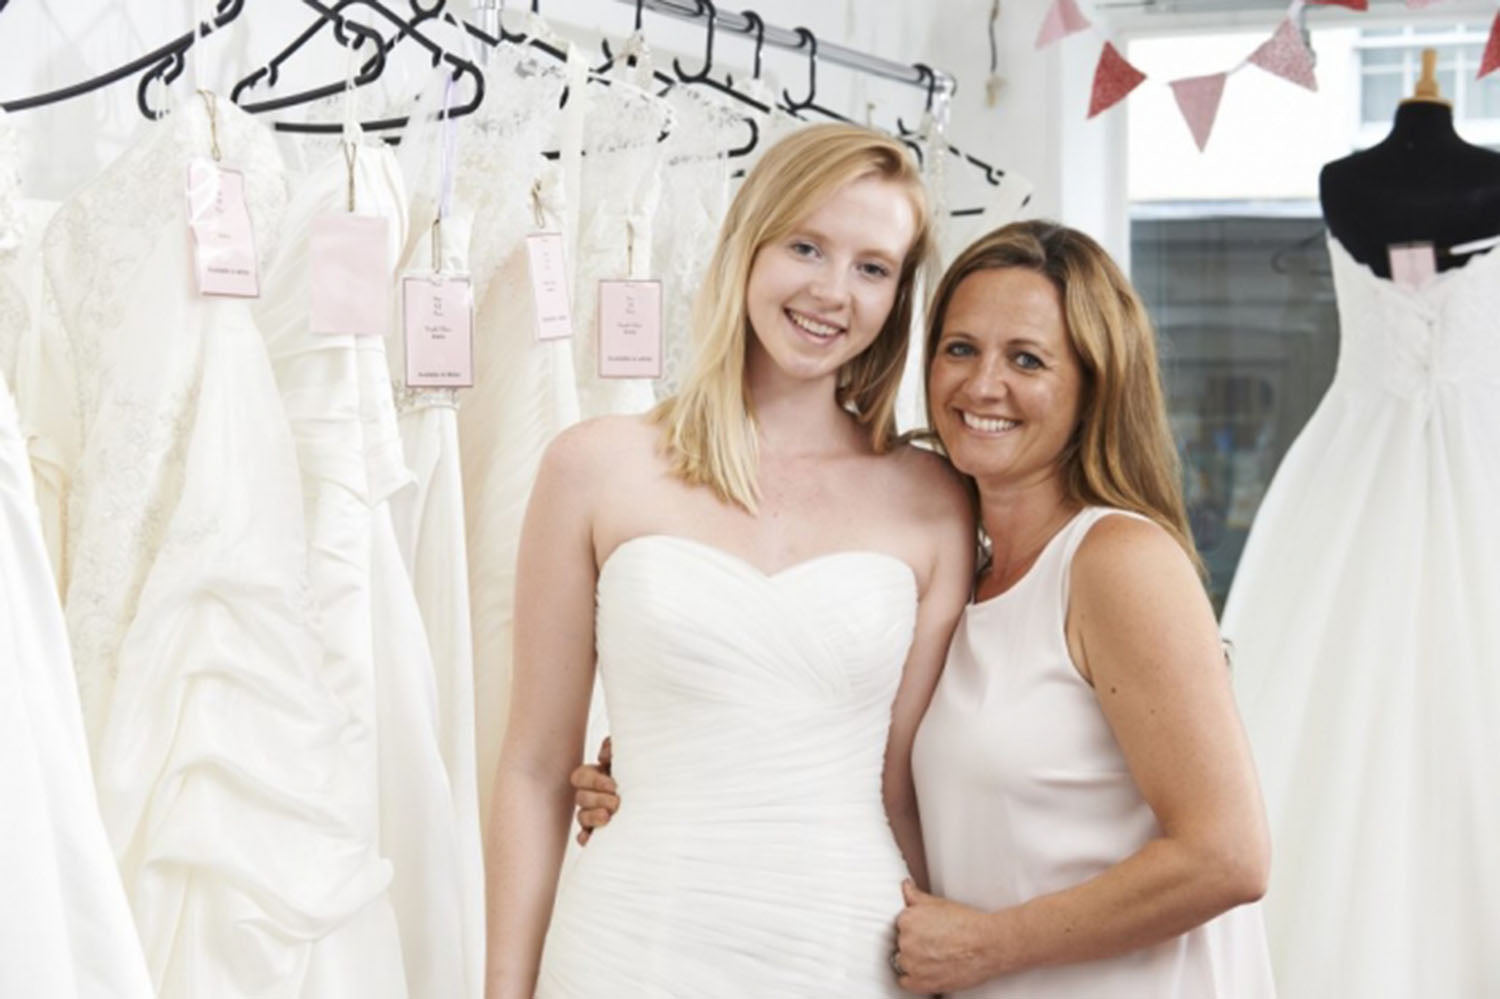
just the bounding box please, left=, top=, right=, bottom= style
left=1319, top=49, right=1500, bottom=278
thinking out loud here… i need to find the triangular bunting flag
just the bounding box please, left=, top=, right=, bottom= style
left=1035, top=0, right=1092, bottom=50
left=1480, top=11, right=1500, bottom=79
left=1308, top=0, right=1368, bottom=9
left=1170, top=73, right=1228, bottom=151
left=1248, top=19, right=1318, bottom=92
left=1088, top=42, right=1147, bottom=118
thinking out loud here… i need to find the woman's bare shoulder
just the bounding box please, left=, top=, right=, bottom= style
left=882, top=440, right=972, bottom=521
left=543, top=413, right=660, bottom=472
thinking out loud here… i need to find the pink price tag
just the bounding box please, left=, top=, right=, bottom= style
left=1388, top=242, right=1437, bottom=292
left=186, top=157, right=260, bottom=298
left=310, top=214, right=391, bottom=336
left=402, top=274, right=475, bottom=388
left=597, top=279, right=663, bottom=379
left=525, top=231, right=574, bottom=341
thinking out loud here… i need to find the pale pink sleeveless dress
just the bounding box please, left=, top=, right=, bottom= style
left=912, top=506, right=1275, bottom=998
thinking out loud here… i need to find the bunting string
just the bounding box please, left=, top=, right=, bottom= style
left=1032, top=0, right=1500, bottom=150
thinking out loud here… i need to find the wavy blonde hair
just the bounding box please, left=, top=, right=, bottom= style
left=922, top=220, right=1202, bottom=571
left=653, top=123, right=933, bottom=512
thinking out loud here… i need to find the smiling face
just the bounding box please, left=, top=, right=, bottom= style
left=928, top=266, right=1085, bottom=490
left=743, top=173, right=917, bottom=390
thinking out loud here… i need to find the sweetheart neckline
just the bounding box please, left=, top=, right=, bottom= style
left=598, top=533, right=918, bottom=587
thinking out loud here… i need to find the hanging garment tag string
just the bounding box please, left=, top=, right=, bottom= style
left=431, top=74, right=459, bottom=275
left=343, top=140, right=359, bottom=213
left=530, top=180, right=548, bottom=230
left=198, top=89, right=222, bottom=161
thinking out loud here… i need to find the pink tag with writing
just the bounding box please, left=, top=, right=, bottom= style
left=597, top=279, right=662, bottom=379
left=310, top=214, right=391, bottom=335
left=525, top=231, right=574, bottom=341
left=402, top=274, right=475, bottom=388
left=1388, top=242, right=1437, bottom=291
left=186, top=157, right=260, bottom=297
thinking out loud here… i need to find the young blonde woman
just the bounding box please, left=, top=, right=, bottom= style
left=573, top=221, right=1277, bottom=997
left=483, top=124, right=975, bottom=998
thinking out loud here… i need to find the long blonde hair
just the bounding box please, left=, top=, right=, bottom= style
left=653, top=123, right=934, bottom=512
left=923, top=220, right=1202, bottom=571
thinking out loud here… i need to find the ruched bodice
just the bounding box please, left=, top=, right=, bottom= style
left=1329, top=236, right=1500, bottom=398
left=537, top=534, right=917, bottom=998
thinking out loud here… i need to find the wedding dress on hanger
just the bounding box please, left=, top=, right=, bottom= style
left=258, top=106, right=473, bottom=999
left=383, top=65, right=499, bottom=997
left=19, top=94, right=404, bottom=999
left=1222, top=236, right=1500, bottom=997
left=652, top=84, right=742, bottom=399
left=0, top=109, right=155, bottom=999
left=1, top=375, right=156, bottom=999
left=449, top=43, right=582, bottom=831
left=569, top=64, right=674, bottom=421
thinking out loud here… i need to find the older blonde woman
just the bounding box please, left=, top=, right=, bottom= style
left=484, top=124, right=974, bottom=998
left=574, top=221, right=1277, bottom=998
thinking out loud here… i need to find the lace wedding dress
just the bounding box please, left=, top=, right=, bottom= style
left=536, top=535, right=918, bottom=997
left=21, top=95, right=404, bottom=999
left=0, top=109, right=155, bottom=999
left=569, top=76, right=673, bottom=421
left=1222, top=236, right=1500, bottom=997
left=651, top=85, right=742, bottom=399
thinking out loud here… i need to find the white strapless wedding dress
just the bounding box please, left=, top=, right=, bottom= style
left=537, top=534, right=916, bottom=998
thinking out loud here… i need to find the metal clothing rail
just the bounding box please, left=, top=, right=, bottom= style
left=617, top=0, right=958, bottom=100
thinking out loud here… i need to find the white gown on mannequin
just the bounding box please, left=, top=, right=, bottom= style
left=256, top=131, right=472, bottom=999
left=536, top=535, right=916, bottom=997
left=1222, top=236, right=1500, bottom=997
left=21, top=96, right=403, bottom=999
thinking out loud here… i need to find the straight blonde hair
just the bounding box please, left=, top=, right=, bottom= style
left=653, top=123, right=933, bottom=512
left=922, top=220, right=1203, bottom=573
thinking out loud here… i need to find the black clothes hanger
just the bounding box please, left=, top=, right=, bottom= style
left=1, top=0, right=246, bottom=114
left=672, top=0, right=717, bottom=83
left=773, top=29, right=928, bottom=169
left=226, top=8, right=385, bottom=111
left=893, top=62, right=1008, bottom=207
left=779, top=26, right=822, bottom=117
left=223, top=0, right=483, bottom=130
left=729, top=9, right=766, bottom=84
left=672, top=0, right=770, bottom=115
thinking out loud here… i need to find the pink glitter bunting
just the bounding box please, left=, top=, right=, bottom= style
left=1035, top=0, right=1092, bottom=50
left=1248, top=18, right=1318, bottom=92
left=1088, top=42, right=1147, bottom=118
left=1308, top=0, right=1368, bottom=9
left=1170, top=73, right=1227, bottom=151
left=1480, top=11, right=1500, bottom=79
